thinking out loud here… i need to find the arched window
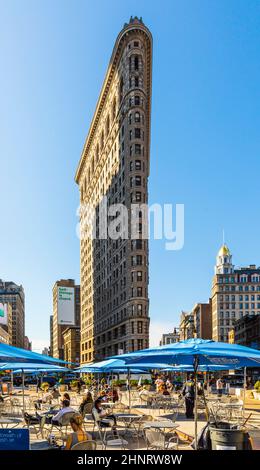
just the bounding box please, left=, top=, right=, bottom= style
left=134, top=111, right=140, bottom=123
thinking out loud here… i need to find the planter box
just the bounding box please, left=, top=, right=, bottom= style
left=253, top=391, right=260, bottom=400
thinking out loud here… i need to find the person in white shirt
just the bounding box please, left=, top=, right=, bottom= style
left=52, top=399, right=75, bottom=425
left=216, top=378, right=224, bottom=397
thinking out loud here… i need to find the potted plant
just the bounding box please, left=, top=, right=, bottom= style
left=58, top=377, right=67, bottom=392
left=41, top=382, right=49, bottom=392
left=253, top=380, right=260, bottom=400
left=70, top=380, right=79, bottom=391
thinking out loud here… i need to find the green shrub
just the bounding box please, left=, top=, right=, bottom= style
left=254, top=380, right=260, bottom=392
left=70, top=380, right=79, bottom=388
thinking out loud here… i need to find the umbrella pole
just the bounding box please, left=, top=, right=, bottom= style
left=243, top=367, right=246, bottom=418
left=11, top=371, right=14, bottom=394
left=128, top=368, right=131, bottom=410
left=193, top=356, right=199, bottom=451
left=22, top=369, right=25, bottom=412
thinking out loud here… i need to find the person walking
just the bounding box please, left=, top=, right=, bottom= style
left=182, top=375, right=195, bottom=419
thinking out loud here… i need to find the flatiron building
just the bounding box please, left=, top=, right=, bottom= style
left=75, top=17, right=152, bottom=364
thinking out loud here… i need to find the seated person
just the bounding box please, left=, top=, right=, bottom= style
left=97, top=390, right=108, bottom=402
left=52, top=399, right=75, bottom=426
left=59, top=392, right=70, bottom=407
left=34, top=391, right=53, bottom=409
left=79, top=392, right=93, bottom=415
left=159, top=384, right=170, bottom=396
left=108, top=388, right=119, bottom=403
left=51, top=387, right=61, bottom=400
left=65, top=413, right=91, bottom=450
left=166, top=379, right=173, bottom=392
left=92, top=399, right=117, bottom=435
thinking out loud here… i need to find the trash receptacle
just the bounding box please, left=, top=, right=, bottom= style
left=210, top=423, right=246, bottom=450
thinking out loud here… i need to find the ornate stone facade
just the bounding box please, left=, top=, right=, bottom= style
left=75, top=18, right=152, bottom=363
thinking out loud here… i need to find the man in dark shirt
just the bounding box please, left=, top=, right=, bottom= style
left=182, top=374, right=195, bottom=418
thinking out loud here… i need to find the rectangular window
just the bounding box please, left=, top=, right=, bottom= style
left=137, top=321, right=143, bottom=334
left=135, top=128, right=141, bottom=138
left=135, top=144, right=141, bottom=155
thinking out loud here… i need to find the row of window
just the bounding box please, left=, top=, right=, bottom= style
left=219, top=276, right=260, bottom=283
left=220, top=303, right=260, bottom=309
left=219, top=295, right=260, bottom=301
left=218, top=285, right=260, bottom=292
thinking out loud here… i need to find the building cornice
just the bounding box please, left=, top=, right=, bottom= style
left=75, top=21, right=153, bottom=184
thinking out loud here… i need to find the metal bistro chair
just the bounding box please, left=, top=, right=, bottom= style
left=71, top=440, right=97, bottom=450
left=103, top=433, right=128, bottom=450
left=144, top=428, right=178, bottom=450
left=10, top=398, right=23, bottom=416
left=23, top=411, right=47, bottom=439
left=91, top=413, right=115, bottom=447
left=81, top=402, right=94, bottom=429
left=0, top=401, right=5, bottom=417
left=49, top=411, right=76, bottom=439
left=136, top=414, right=153, bottom=438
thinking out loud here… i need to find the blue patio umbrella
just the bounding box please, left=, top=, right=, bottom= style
left=0, top=362, right=70, bottom=410
left=76, top=358, right=155, bottom=408
left=0, top=363, right=70, bottom=372
left=76, top=358, right=157, bottom=373
left=110, top=338, right=260, bottom=449
left=111, top=338, right=260, bottom=368
left=0, top=342, right=69, bottom=365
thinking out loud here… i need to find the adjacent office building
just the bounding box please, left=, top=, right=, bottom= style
left=231, top=314, right=260, bottom=350
left=179, top=311, right=195, bottom=340
left=75, top=17, right=152, bottom=363
left=24, top=336, right=32, bottom=350
left=0, top=302, right=12, bottom=344
left=42, top=347, right=49, bottom=356
left=63, top=326, right=81, bottom=365
left=159, top=329, right=179, bottom=346
left=0, top=279, right=25, bottom=348
left=211, top=244, right=260, bottom=342
left=52, top=279, right=80, bottom=359
left=49, top=315, right=53, bottom=357
left=192, top=301, right=212, bottom=340
left=179, top=302, right=212, bottom=341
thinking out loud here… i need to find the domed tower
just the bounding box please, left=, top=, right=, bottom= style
left=215, top=244, right=234, bottom=274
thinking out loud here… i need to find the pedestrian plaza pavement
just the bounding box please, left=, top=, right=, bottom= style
left=0, top=388, right=260, bottom=450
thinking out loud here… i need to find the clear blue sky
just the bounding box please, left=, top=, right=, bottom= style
left=1, top=0, right=260, bottom=352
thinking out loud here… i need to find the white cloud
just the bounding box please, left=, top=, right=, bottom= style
left=149, top=320, right=175, bottom=347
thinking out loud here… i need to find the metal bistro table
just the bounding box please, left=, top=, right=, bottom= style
left=101, top=402, right=114, bottom=409
left=115, top=413, right=142, bottom=437
left=0, top=417, right=23, bottom=429
left=144, top=421, right=179, bottom=431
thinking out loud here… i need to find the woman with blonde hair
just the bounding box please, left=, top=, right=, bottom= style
left=65, top=413, right=92, bottom=450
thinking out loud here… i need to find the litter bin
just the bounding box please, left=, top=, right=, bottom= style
left=210, top=422, right=246, bottom=450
